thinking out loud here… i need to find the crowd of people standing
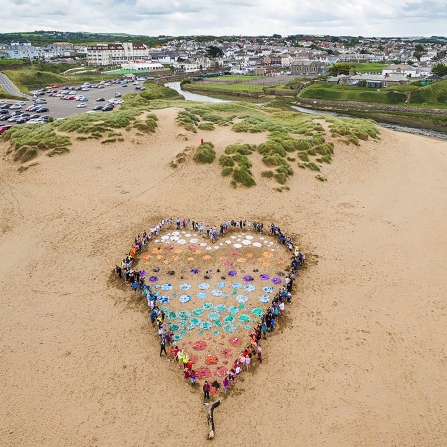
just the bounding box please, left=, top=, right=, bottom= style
left=114, top=217, right=305, bottom=400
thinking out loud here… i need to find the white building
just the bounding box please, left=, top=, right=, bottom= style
left=381, top=64, right=421, bottom=77
left=86, top=42, right=151, bottom=66
left=121, top=62, right=164, bottom=71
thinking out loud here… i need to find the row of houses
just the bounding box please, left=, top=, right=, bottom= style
left=0, top=39, right=84, bottom=60
left=327, top=64, right=437, bottom=88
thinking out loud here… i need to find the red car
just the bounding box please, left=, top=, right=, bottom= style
left=0, top=125, right=13, bottom=134
left=52, top=84, right=59, bottom=88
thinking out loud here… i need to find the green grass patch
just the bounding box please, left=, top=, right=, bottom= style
left=221, top=166, right=233, bottom=176
left=3, top=124, right=71, bottom=163
left=140, top=82, right=181, bottom=100
left=193, top=141, right=216, bottom=164
left=198, top=122, right=215, bottom=130
left=232, top=166, right=256, bottom=187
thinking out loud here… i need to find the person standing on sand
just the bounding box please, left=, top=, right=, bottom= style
left=160, top=338, right=167, bottom=356
left=190, top=370, right=197, bottom=385
left=203, top=380, right=210, bottom=399
left=223, top=377, right=229, bottom=393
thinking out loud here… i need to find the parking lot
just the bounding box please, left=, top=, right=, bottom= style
left=1, top=79, right=144, bottom=126
left=32, top=81, right=143, bottom=118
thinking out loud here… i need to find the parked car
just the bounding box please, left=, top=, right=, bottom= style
left=102, top=105, right=114, bottom=111
left=114, top=92, right=122, bottom=97
left=77, top=103, right=87, bottom=108
left=10, top=104, right=22, bottom=110
left=15, top=117, right=28, bottom=124
left=35, top=107, right=49, bottom=113
left=122, top=83, right=128, bottom=87
left=0, top=114, right=12, bottom=120
left=97, top=85, right=105, bottom=89
left=96, top=97, right=105, bottom=102
left=93, top=105, right=104, bottom=111
left=34, top=99, right=47, bottom=104
left=0, top=125, right=13, bottom=134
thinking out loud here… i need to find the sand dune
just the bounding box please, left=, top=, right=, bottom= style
left=1, top=109, right=447, bottom=447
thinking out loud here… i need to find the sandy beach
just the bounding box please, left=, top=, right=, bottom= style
left=1, top=108, right=447, bottom=446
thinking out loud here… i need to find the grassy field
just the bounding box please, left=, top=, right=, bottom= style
left=409, top=80, right=447, bottom=105
left=0, top=58, right=30, bottom=66
left=351, top=62, right=389, bottom=73
left=299, top=84, right=406, bottom=104
left=299, top=79, right=447, bottom=107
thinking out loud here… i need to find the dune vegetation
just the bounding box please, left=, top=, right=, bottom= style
left=2, top=89, right=380, bottom=185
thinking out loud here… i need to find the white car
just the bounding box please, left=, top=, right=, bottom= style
left=81, top=87, right=89, bottom=91
left=77, top=103, right=86, bottom=108
left=114, top=92, right=122, bottom=97
left=133, top=81, right=139, bottom=85
left=113, top=99, right=124, bottom=104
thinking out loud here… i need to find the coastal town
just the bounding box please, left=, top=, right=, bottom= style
left=1, top=32, right=447, bottom=78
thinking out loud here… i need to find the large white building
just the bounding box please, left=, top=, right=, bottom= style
left=86, top=42, right=151, bottom=66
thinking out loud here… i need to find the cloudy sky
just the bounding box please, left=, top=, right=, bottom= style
left=2, top=0, right=447, bottom=37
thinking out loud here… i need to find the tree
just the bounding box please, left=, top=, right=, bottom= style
left=206, top=45, right=223, bottom=58
left=327, top=63, right=355, bottom=76
left=414, top=44, right=424, bottom=52
left=413, top=51, right=422, bottom=61
left=432, top=63, right=447, bottom=77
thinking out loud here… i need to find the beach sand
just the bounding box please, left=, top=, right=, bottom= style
left=1, top=108, right=447, bottom=446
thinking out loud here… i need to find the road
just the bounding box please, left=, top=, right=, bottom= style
left=0, top=72, right=31, bottom=100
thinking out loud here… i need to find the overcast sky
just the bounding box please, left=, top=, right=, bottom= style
left=2, top=0, right=447, bottom=38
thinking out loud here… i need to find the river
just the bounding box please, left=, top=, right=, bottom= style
left=165, top=82, right=447, bottom=140
left=165, top=82, right=228, bottom=103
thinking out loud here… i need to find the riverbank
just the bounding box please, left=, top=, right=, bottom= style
left=294, top=97, right=447, bottom=133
